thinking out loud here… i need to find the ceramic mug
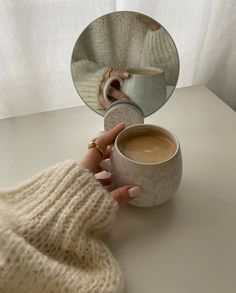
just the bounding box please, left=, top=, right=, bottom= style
left=103, top=67, right=167, bottom=116
left=105, top=124, right=182, bottom=207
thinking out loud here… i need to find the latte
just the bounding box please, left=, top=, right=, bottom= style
left=118, top=128, right=176, bottom=164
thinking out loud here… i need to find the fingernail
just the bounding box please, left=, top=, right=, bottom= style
left=123, top=72, right=129, bottom=77
left=128, top=186, right=142, bottom=198
left=116, top=123, right=125, bottom=128
left=99, top=160, right=112, bottom=173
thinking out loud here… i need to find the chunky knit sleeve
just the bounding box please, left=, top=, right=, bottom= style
left=140, top=28, right=179, bottom=86
left=0, top=160, right=123, bottom=293
left=72, top=60, right=108, bottom=112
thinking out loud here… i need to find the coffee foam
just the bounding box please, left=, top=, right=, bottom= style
left=118, top=128, right=176, bottom=164
left=128, top=69, right=159, bottom=76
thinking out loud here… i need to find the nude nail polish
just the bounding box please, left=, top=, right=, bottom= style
left=123, top=72, right=130, bottom=77
left=128, top=186, right=142, bottom=198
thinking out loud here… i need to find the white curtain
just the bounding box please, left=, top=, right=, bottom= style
left=0, top=0, right=235, bottom=119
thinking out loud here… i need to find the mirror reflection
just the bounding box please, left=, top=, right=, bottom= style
left=71, top=11, right=179, bottom=117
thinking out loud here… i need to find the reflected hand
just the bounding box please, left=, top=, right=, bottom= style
left=80, top=123, right=141, bottom=203
left=98, top=69, right=130, bottom=109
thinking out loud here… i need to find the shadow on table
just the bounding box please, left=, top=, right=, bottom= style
left=103, top=193, right=179, bottom=249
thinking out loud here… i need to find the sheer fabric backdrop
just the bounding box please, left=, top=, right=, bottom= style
left=0, top=0, right=235, bottom=119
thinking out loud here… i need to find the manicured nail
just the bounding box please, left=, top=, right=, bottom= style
left=116, top=123, right=125, bottom=129
left=128, top=186, right=142, bottom=198
left=123, top=72, right=129, bottom=77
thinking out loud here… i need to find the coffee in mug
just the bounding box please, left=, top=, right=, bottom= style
left=127, top=68, right=161, bottom=76
left=118, top=128, right=176, bottom=164
left=109, top=124, right=182, bottom=207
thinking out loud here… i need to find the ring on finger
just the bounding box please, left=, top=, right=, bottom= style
left=88, top=140, right=104, bottom=157
left=106, top=67, right=113, bottom=78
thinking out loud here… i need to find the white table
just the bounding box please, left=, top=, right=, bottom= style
left=1, top=85, right=236, bottom=292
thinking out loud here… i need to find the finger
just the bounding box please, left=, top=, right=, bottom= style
left=108, top=86, right=130, bottom=100
left=110, top=70, right=130, bottom=79
left=98, top=92, right=109, bottom=109
left=95, top=170, right=111, bottom=180
left=81, top=124, right=125, bottom=174
left=99, top=159, right=112, bottom=173
left=80, top=147, right=105, bottom=174
left=96, top=123, right=125, bottom=147
left=110, top=185, right=142, bottom=204
left=98, top=178, right=112, bottom=186
left=103, top=146, right=112, bottom=159
left=80, top=154, right=103, bottom=174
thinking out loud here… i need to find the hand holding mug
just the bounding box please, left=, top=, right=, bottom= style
left=102, top=67, right=167, bottom=116
left=80, top=123, right=142, bottom=204
left=98, top=69, right=130, bottom=109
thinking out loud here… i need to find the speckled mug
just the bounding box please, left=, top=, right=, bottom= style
left=111, top=124, right=182, bottom=207
left=103, top=67, right=167, bottom=116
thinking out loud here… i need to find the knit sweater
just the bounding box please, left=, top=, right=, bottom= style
left=0, top=160, right=123, bottom=293
left=71, top=12, right=179, bottom=112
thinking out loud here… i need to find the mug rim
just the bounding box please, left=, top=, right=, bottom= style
left=114, top=124, right=180, bottom=166
left=126, top=67, right=163, bottom=76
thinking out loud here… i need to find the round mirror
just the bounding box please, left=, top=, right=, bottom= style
left=71, top=11, right=179, bottom=117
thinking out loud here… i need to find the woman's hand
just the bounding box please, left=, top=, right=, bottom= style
left=80, top=123, right=142, bottom=203
left=98, top=69, right=130, bottom=109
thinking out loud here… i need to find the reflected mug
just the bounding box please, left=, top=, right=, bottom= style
left=102, top=67, right=167, bottom=116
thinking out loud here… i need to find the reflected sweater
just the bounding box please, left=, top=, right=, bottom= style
left=71, top=13, right=178, bottom=111
left=0, top=160, right=123, bottom=293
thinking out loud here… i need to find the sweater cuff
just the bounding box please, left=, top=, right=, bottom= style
left=141, top=28, right=179, bottom=85
left=6, top=160, right=118, bottom=250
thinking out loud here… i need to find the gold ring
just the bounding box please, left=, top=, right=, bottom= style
left=106, top=67, right=113, bottom=78
left=88, top=141, right=104, bottom=157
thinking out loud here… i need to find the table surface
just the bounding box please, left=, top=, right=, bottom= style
left=0, top=85, right=236, bottom=293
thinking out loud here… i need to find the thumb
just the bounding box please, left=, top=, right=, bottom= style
left=110, top=185, right=142, bottom=204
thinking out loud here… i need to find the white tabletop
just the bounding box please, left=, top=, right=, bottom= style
left=1, top=85, right=236, bottom=292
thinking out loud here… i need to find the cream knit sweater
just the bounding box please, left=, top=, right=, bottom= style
left=71, top=12, right=178, bottom=112
left=0, top=160, right=123, bottom=293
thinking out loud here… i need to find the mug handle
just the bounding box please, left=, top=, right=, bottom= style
left=103, top=76, right=124, bottom=105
